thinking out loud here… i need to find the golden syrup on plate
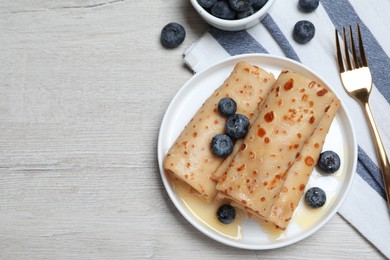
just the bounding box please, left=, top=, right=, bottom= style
left=167, top=173, right=338, bottom=241
left=168, top=175, right=243, bottom=240
left=293, top=192, right=336, bottom=229
left=257, top=218, right=286, bottom=240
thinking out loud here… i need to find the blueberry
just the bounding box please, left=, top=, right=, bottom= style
left=218, top=97, right=237, bottom=117
left=161, top=22, right=186, bottom=48
left=251, top=0, right=268, bottom=11
left=225, top=114, right=250, bottom=139
left=211, top=134, right=234, bottom=157
left=197, top=0, right=218, bottom=8
left=305, top=187, right=326, bottom=208
left=237, top=6, right=255, bottom=19
left=216, top=204, right=236, bottom=224
left=317, top=150, right=341, bottom=174
left=293, top=20, right=315, bottom=44
left=228, top=0, right=251, bottom=12
left=211, top=1, right=236, bottom=20
left=298, top=0, right=319, bottom=13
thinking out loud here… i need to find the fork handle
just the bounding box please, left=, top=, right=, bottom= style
left=362, top=101, right=390, bottom=209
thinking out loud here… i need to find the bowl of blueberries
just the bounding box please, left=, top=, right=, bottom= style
left=190, top=0, right=275, bottom=31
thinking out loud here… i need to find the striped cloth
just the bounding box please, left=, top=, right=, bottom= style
left=184, top=0, right=390, bottom=256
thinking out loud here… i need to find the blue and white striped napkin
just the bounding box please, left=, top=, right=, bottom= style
left=184, top=0, right=390, bottom=256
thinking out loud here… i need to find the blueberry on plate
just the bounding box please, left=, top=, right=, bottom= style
left=197, top=0, right=218, bottom=8
left=218, top=97, right=237, bottom=117
left=211, top=1, right=236, bottom=20
left=317, top=150, right=341, bottom=174
left=293, top=20, right=315, bottom=44
left=225, top=114, right=250, bottom=139
left=251, top=0, right=268, bottom=11
left=298, top=0, right=319, bottom=13
left=211, top=134, right=234, bottom=157
left=237, top=6, right=255, bottom=19
left=305, top=187, right=326, bottom=208
left=216, top=204, right=236, bottom=224
left=160, top=22, right=186, bottom=48
left=228, top=0, right=251, bottom=12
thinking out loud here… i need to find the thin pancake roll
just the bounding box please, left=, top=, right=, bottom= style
left=163, top=62, right=276, bottom=200
left=268, top=98, right=340, bottom=228
left=216, top=70, right=339, bottom=227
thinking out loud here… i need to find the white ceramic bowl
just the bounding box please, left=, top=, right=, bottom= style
left=190, top=0, right=275, bottom=31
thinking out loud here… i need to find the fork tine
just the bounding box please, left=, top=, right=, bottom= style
left=357, top=24, right=368, bottom=67
left=342, top=27, right=352, bottom=71
left=335, top=29, right=345, bottom=73
left=349, top=25, right=360, bottom=68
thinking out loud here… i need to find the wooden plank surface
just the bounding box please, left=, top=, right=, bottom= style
left=0, top=1, right=386, bottom=259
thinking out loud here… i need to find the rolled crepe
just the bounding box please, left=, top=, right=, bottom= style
left=216, top=70, right=338, bottom=225
left=163, top=62, right=276, bottom=200
left=267, top=98, right=340, bottom=228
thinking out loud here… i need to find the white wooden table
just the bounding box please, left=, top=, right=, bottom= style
left=0, top=1, right=386, bottom=259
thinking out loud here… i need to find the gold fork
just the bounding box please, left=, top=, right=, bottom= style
left=335, top=24, right=390, bottom=210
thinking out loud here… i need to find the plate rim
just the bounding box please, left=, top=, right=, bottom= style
left=157, top=53, right=357, bottom=250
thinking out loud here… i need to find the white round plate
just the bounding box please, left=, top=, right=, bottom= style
left=157, top=54, right=357, bottom=249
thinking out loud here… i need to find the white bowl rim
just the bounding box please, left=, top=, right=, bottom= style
left=190, top=0, right=275, bottom=27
